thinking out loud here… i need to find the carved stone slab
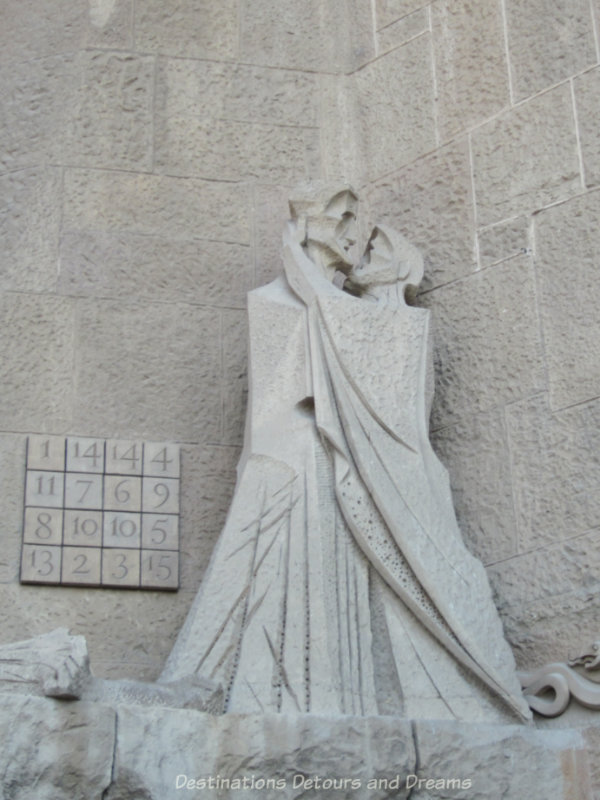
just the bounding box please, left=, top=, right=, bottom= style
left=20, top=435, right=180, bottom=590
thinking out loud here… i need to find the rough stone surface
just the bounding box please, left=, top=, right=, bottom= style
left=420, top=256, right=545, bottom=429
left=0, top=167, right=60, bottom=293
left=221, top=309, right=248, bottom=446
left=0, top=695, right=115, bottom=799
left=432, top=0, right=510, bottom=139
left=472, top=84, right=581, bottom=225
left=505, top=395, right=600, bottom=551
left=576, top=66, right=600, bottom=188
left=71, top=299, right=221, bottom=442
left=477, top=216, right=531, bottom=267
left=63, top=170, right=252, bottom=244
left=505, top=0, right=596, bottom=102
left=377, top=9, right=429, bottom=55
left=0, top=434, right=26, bottom=584
left=376, top=0, right=428, bottom=30
left=366, top=140, right=475, bottom=291
left=431, top=408, right=517, bottom=565
left=58, top=231, right=252, bottom=308
left=253, top=183, right=294, bottom=287
left=355, top=37, right=436, bottom=180
left=0, top=293, right=74, bottom=432
left=134, top=0, right=238, bottom=60
left=535, top=190, right=600, bottom=410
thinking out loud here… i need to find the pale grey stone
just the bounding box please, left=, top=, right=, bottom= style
left=421, top=255, right=545, bottom=429
left=376, top=8, right=428, bottom=54
left=366, top=140, right=475, bottom=291
left=0, top=168, right=61, bottom=292
left=535, top=179, right=600, bottom=409
left=0, top=695, right=115, bottom=800
left=253, top=183, right=293, bottom=287
left=431, top=408, right=517, bottom=565
left=155, top=114, right=321, bottom=183
left=59, top=231, right=252, bottom=309
left=376, top=0, right=429, bottom=30
left=355, top=37, right=436, bottom=180
left=505, top=0, right=596, bottom=102
left=221, top=309, right=248, bottom=446
left=71, top=299, right=221, bottom=442
left=505, top=395, right=600, bottom=551
left=472, top=84, right=581, bottom=226
left=319, top=72, right=362, bottom=186
left=155, top=58, right=319, bottom=129
left=63, top=169, right=252, bottom=244
left=134, top=0, right=238, bottom=60
left=0, top=434, right=27, bottom=584
left=0, top=293, right=74, bottom=432
left=574, top=66, right=600, bottom=188
left=432, top=0, right=510, bottom=139
left=477, top=216, right=531, bottom=267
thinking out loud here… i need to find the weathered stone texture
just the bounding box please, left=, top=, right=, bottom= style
left=63, top=170, right=251, bottom=244
left=0, top=435, right=26, bottom=584
left=355, top=37, right=436, bottom=180
left=431, top=409, right=517, bottom=565
left=575, top=67, right=600, bottom=187
left=59, top=231, right=252, bottom=308
left=253, top=184, right=293, bottom=287
left=421, top=256, right=545, bottom=429
left=377, top=8, right=429, bottom=54
left=0, top=696, right=115, bottom=799
left=535, top=191, right=600, bottom=410
left=477, top=216, right=531, bottom=267
left=1, top=0, right=133, bottom=64
left=505, top=396, right=600, bottom=551
left=376, top=0, right=428, bottom=30
left=221, top=309, right=248, bottom=446
left=472, top=84, right=580, bottom=226
left=0, top=167, right=60, bottom=293
left=319, top=73, right=361, bottom=186
left=71, top=299, right=221, bottom=442
left=431, top=0, right=509, bottom=139
left=366, top=140, right=475, bottom=291
left=134, top=0, right=238, bottom=60
left=0, top=293, right=74, bottom=432
left=505, top=0, right=596, bottom=102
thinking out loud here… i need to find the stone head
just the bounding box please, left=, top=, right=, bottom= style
left=351, top=224, right=424, bottom=294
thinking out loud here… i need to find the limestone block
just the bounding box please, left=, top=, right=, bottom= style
left=155, top=58, right=319, bottom=129
left=477, top=216, right=530, bottom=267
left=412, top=720, right=588, bottom=799
left=253, top=184, right=293, bottom=287
left=0, top=695, right=114, bottom=799
left=472, top=84, right=580, bottom=226
left=534, top=183, right=600, bottom=410
left=0, top=167, right=60, bottom=293
left=155, top=115, right=320, bottom=183
left=222, top=309, right=248, bottom=446
left=0, top=434, right=27, bottom=584
left=0, top=0, right=132, bottom=64
left=63, top=170, right=252, bottom=245
left=366, top=140, right=475, bottom=291
left=71, top=299, right=221, bottom=442
left=421, top=256, right=545, bottom=429
left=355, top=37, right=436, bottom=180
left=319, top=73, right=362, bottom=187
left=431, top=408, right=517, bottom=565
left=65, top=51, right=154, bottom=171
left=575, top=67, right=600, bottom=188
left=505, top=0, right=596, bottom=102
left=178, top=444, right=239, bottom=590
left=59, top=231, right=252, bottom=308
left=106, top=708, right=416, bottom=800
left=376, top=0, right=428, bottom=30
left=134, top=0, right=238, bottom=60
left=0, top=293, right=74, bottom=432
left=432, top=0, right=510, bottom=139
left=505, top=395, right=600, bottom=550
left=377, top=9, right=429, bottom=55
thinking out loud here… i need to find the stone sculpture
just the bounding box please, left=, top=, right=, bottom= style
left=161, top=184, right=531, bottom=723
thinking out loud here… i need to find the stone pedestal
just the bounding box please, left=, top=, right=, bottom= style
left=0, top=695, right=593, bottom=799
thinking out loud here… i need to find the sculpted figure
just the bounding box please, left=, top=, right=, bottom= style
left=161, top=184, right=530, bottom=722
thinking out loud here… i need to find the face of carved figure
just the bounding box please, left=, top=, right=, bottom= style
left=304, top=191, right=358, bottom=271
left=351, top=225, right=424, bottom=289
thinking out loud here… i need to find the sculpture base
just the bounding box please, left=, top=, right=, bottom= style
left=0, top=694, right=594, bottom=799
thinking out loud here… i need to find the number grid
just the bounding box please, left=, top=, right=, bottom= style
left=20, top=436, right=180, bottom=591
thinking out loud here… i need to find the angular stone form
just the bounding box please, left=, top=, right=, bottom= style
left=161, top=185, right=530, bottom=724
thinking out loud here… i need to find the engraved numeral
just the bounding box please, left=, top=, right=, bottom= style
left=151, top=447, right=173, bottom=472
left=72, top=554, right=90, bottom=575
left=74, top=441, right=101, bottom=467
left=34, top=512, right=53, bottom=540
left=31, top=549, right=54, bottom=577
left=112, top=554, right=129, bottom=580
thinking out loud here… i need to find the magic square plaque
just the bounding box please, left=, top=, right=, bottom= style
left=21, top=435, right=180, bottom=591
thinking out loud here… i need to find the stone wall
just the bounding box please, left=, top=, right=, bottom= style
left=1, top=0, right=599, bottom=681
